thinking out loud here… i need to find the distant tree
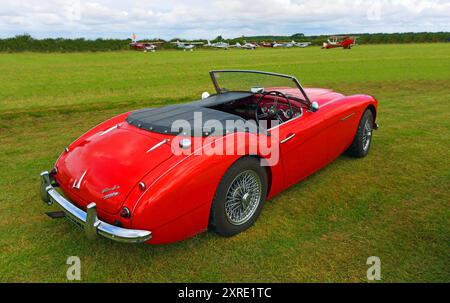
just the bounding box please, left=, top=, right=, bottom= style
left=213, top=35, right=224, bottom=42
left=291, top=33, right=305, bottom=39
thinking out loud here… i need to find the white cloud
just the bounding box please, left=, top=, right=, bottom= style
left=0, top=0, right=448, bottom=39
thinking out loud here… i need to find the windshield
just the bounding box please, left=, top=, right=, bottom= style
left=211, top=70, right=302, bottom=95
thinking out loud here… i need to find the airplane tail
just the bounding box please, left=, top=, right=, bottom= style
left=235, top=42, right=241, bottom=47
left=207, top=40, right=211, bottom=46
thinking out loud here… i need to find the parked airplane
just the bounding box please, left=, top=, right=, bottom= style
left=171, top=40, right=204, bottom=51
left=130, top=42, right=165, bottom=52
left=259, top=41, right=274, bottom=48
left=260, top=40, right=311, bottom=48
left=129, top=34, right=163, bottom=52
left=272, top=41, right=285, bottom=48
left=285, top=41, right=296, bottom=48
left=272, top=41, right=295, bottom=48
left=292, top=41, right=312, bottom=48
left=322, top=36, right=357, bottom=49
left=206, top=40, right=233, bottom=49
left=236, top=41, right=258, bottom=50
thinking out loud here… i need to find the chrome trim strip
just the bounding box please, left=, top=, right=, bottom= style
left=100, top=124, right=119, bottom=136
left=341, top=113, right=355, bottom=121
left=147, top=139, right=169, bottom=153
left=40, top=172, right=152, bottom=244
left=281, top=134, right=296, bottom=144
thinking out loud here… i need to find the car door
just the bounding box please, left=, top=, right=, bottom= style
left=274, top=111, right=329, bottom=188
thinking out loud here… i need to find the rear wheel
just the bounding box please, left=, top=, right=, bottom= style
left=347, top=109, right=374, bottom=158
left=209, top=157, right=267, bottom=237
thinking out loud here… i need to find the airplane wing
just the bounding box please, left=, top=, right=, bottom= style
left=170, top=41, right=203, bottom=45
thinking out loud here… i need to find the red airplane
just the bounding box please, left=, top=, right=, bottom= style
left=322, top=36, right=357, bottom=49
left=130, top=34, right=163, bottom=52
left=260, top=41, right=274, bottom=48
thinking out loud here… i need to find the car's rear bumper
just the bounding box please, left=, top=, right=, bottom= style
left=40, top=171, right=152, bottom=244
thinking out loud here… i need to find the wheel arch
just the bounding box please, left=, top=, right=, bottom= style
left=366, top=104, right=377, bottom=122
left=246, top=155, right=273, bottom=198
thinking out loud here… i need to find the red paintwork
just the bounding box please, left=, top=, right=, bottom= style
left=53, top=87, right=377, bottom=244
left=323, top=36, right=356, bottom=49
left=260, top=42, right=274, bottom=48
left=130, top=42, right=161, bottom=51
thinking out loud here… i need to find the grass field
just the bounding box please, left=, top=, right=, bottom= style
left=0, top=44, right=449, bottom=282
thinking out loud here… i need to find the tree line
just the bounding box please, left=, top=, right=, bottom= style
left=0, top=32, right=448, bottom=53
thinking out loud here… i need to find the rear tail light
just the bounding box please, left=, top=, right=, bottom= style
left=120, top=207, right=131, bottom=219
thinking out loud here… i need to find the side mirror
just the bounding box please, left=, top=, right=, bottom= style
left=310, top=102, right=319, bottom=112
left=201, top=92, right=210, bottom=99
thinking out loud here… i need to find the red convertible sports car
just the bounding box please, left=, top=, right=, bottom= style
left=40, top=70, right=378, bottom=245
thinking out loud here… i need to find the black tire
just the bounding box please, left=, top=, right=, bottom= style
left=209, top=157, right=268, bottom=237
left=347, top=109, right=374, bottom=158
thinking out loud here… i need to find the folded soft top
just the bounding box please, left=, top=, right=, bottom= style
left=126, top=92, right=255, bottom=137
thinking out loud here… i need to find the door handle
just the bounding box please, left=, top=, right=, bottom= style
left=281, top=133, right=296, bottom=144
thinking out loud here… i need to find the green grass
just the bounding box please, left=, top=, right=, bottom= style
left=0, top=44, right=449, bottom=282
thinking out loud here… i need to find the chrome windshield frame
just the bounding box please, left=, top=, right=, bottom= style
left=209, top=70, right=312, bottom=107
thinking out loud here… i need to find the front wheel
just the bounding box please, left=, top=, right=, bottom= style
left=209, top=157, right=268, bottom=237
left=347, top=109, right=374, bottom=158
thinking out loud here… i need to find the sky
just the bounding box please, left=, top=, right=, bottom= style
left=0, top=0, right=449, bottom=39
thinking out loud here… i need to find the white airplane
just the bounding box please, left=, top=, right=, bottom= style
left=171, top=40, right=204, bottom=51
left=273, top=41, right=310, bottom=48
left=283, top=41, right=295, bottom=48
left=236, top=41, right=258, bottom=50
left=292, top=41, right=312, bottom=48
left=272, top=41, right=282, bottom=48
left=206, top=40, right=234, bottom=50
left=272, top=41, right=289, bottom=48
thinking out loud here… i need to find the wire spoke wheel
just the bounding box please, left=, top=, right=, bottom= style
left=225, top=170, right=262, bottom=226
left=362, top=119, right=373, bottom=152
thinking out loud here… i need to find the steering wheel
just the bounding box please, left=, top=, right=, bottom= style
left=255, top=91, right=294, bottom=126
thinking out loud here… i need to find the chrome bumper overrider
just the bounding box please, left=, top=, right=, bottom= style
left=40, top=171, right=152, bottom=244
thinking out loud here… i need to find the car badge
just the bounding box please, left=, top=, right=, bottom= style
left=103, top=192, right=120, bottom=200
left=102, top=185, right=120, bottom=194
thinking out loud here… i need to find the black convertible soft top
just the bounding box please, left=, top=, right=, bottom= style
left=126, top=92, right=255, bottom=137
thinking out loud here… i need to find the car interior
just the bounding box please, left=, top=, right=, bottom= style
left=207, top=92, right=304, bottom=129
